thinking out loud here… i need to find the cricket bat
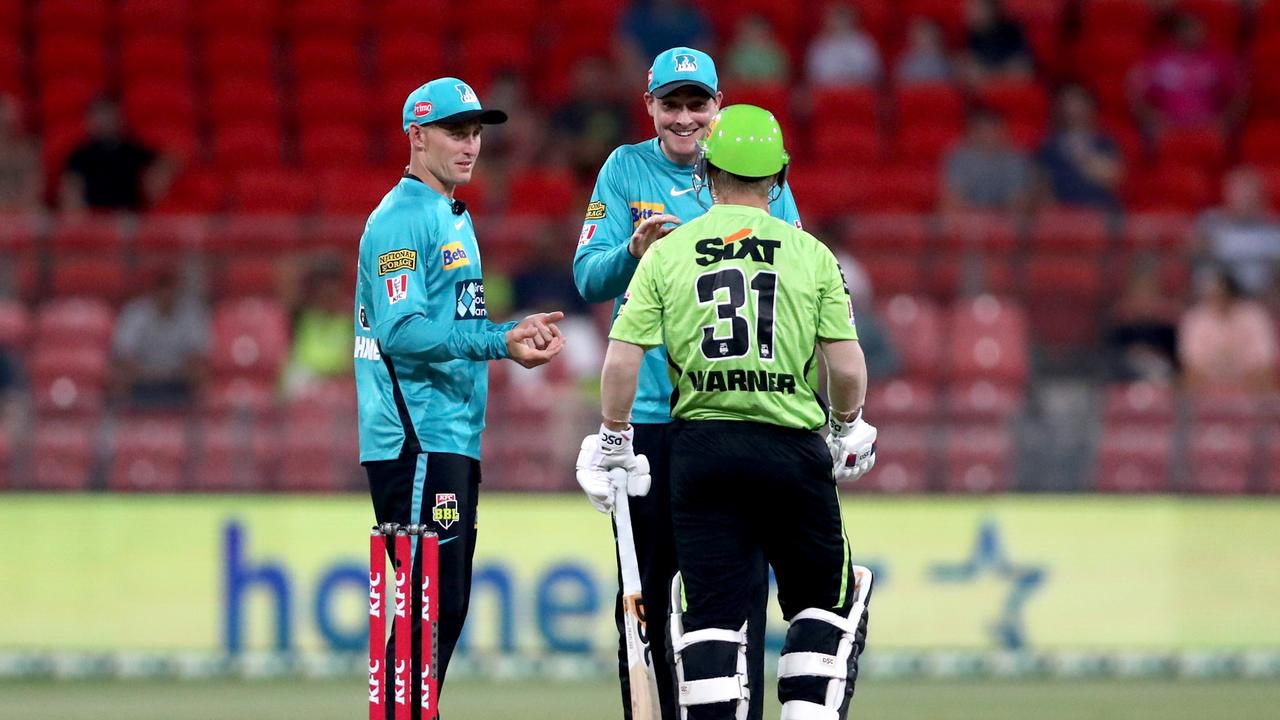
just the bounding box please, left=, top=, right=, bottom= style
left=611, top=469, right=662, bottom=720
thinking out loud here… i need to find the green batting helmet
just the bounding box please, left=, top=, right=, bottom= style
left=699, top=104, right=790, bottom=178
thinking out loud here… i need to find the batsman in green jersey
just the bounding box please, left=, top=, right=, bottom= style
left=582, top=105, right=878, bottom=720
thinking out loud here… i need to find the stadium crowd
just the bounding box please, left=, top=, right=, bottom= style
left=1, top=0, right=1279, bottom=494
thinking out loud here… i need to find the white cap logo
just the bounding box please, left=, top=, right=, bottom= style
left=674, top=54, right=697, bottom=72
left=456, top=83, right=478, bottom=104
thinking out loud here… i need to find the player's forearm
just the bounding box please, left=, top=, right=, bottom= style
left=821, top=339, right=868, bottom=418
left=573, top=241, right=641, bottom=303
left=379, top=314, right=508, bottom=362
left=600, top=340, right=646, bottom=429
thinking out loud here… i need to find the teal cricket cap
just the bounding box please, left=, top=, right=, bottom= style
left=647, top=47, right=718, bottom=98
left=401, top=77, right=508, bottom=133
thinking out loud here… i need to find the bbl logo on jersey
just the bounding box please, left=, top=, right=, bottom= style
left=455, top=280, right=487, bottom=319
left=386, top=274, right=409, bottom=304
left=441, top=242, right=470, bottom=271
left=434, top=493, right=460, bottom=529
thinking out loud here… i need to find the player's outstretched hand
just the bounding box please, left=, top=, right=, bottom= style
left=827, top=409, right=877, bottom=483
left=513, top=311, right=565, bottom=350
left=627, top=213, right=681, bottom=259
left=506, top=322, right=564, bottom=368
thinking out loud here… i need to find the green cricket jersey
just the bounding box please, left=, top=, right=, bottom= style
left=610, top=203, right=858, bottom=431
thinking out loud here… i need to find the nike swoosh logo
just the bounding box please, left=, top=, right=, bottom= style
left=669, top=186, right=695, bottom=197
left=439, top=536, right=458, bottom=546
left=454, top=219, right=466, bottom=230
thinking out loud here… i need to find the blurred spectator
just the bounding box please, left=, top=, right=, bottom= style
left=281, top=258, right=354, bottom=398
left=1128, top=12, right=1245, bottom=135
left=725, top=14, right=790, bottom=85
left=0, top=94, right=43, bottom=211
left=1193, top=167, right=1280, bottom=298
left=1034, top=85, right=1124, bottom=209
left=807, top=3, right=882, bottom=87
left=941, top=108, right=1031, bottom=212
left=1178, top=265, right=1278, bottom=392
left=550, top=58, right=632, bottom=184
left=959, top=0, right=1033, bottom=86
left=512, top=228, right=589, bottom=316
left=110, top=265, right=209, bottom=408
left=618, top=0, right=713, bottom=72
left=836, top=252, right=901, bottom=380
left=482, top=71, right=548, bottom=178
left=59, top=97, right=175, bottom=213
left=1104, top=257, right=1181, bottom=383
left=895, top=17, right=953, bottom=86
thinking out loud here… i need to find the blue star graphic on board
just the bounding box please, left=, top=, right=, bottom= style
left=929, top=518, right=1046, bottom=650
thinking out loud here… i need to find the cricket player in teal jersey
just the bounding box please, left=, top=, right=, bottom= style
left=589, top=104, right=878, bottom=720
left=573, top=47, right=801, bottom=720
left=354, top=77, right=564, bottom=719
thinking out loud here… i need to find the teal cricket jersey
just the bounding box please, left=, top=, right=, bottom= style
left=354, top=175, right=517, bottom=462
left=572, top=138, right=802, bottom=424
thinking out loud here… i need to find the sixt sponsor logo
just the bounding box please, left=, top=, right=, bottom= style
left=696, top=231, right=780, bottom=266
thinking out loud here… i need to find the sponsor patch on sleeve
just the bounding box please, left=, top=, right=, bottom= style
left=585, top=201, right=607, bottom=220
left=386, top=274, right=409, bottom=304
left=441, top=242, right=471, bottom=270
left=377, top=249, right=417, bottom=276
left=629, top=201, right=665, bottom=228
left=578, top=223, right=597, bottom=247
left=455, top=280, right=487, bottom=319
left=794, top=219, right=803, bottom=230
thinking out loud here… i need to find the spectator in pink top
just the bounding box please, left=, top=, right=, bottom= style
left=1178, top=266, right=1277, bottom=392
left=1128, top=12, right=1245, bottom=135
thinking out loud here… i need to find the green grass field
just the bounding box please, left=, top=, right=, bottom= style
left=3, top=678, right=1277, bottom=719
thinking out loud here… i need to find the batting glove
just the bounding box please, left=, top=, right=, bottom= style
left=575, top=425, right=651, bottom=513
left=827, top=409, right=878, bottom=483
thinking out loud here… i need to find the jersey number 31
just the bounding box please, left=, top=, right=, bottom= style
left=695, top=268, right=777, bottom=361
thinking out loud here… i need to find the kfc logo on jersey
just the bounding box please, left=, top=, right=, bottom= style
left=578, top=223, right=597, bottom=247
left=386, top=274, right=409, bottom=304
left=413, top=101, right=432, bottom=118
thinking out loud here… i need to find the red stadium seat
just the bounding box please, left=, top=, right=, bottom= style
left=810, top=124, right=882, bottom=167
left=0, top=36, right=22, bottom=97
left=214, top=258, right=281, bottom=299
left=50, top=258, right=128, bottom=304
left=0, top=299, right=29, bottom=351
left=1103, top=382, right=1176, bottom=423
left=201, top=377, right=278, bottom=417
left=135, top=120, right=200, bottom=166
left=229, top=167, right=317, bottom=215
left=1181, top=0, right=1241, bottom=48
left=153, top=172, right=226, bottom=215
left=948, top=295, right=1028, bottom=384
left=118, top=0, right=191, bottom=33
left=119, top=33, right=192, bottom=83
left=1186, top=421, right=1254, bottom=494
left=1155, top=128, right=1227, bottom=174
left=859, top=255, right=921, bottom=297
left=942, top=425, right=1013, bottom=493
left=459, top=32, right=533, bottom=92
left=372, top=0, right=451, bottom=38
left=783, top=165, right=870, bottom=221
left=944, top=379, right=1022, bottom=420
left=812, top=87, right=880, bottom=130
left=1025, top=256, right=1105, bottom=348
left=867, top=165, right=939, bottom=213
left=925, top=252, right=1016, bottom=300
left=209, top=297, right=290, bottom=381
left=194, top=0, right=279, bottom=32
left=1122, top=213, right=1192, bottom=251
left=374, top=30, right=446, bottom=82
left=295, top=79, right=371, bottom=129
left=1081, top=0, right=1157, bottom=41
left=878, top=294, right=944, bottom=381
left=209, top=78, right=282, bottom=126
left=1126, top=165, right=1214, bottom=213
left=106, top=415, right=189, bottom=492
left=284, top=0, right=366, bottom=38
left=278, top=420, right=359, bottom=492
left=846, top=214, right=930, bottom=255
left=32, top=419, right=97, bottom=490
left=300, top=122, right=370, bottom=168
left=30, top=345, right=109, bottom=416
left=48, top=216, right=127, bottom=255
left=895, top=124, right=962, bottom=166
left=0, top=425, right=10, bottom=489
left=902, top=0, right=967, bottom=44
left=452, top=0, right=540, bottom=34
left=318, top=168, right=394, bottom=216
left=134, top=216, right=207, bottom=258
left=1029, top=208, right=1111, bottom=254
left=202, top=33, right=275, bottom=80
left=1095, top=423, right=1173, bottom=493
left=1239, top=121, right=1280, bottom=165
left=122, top=79, right=197, bottom=134
left=894, top=84, right=965, bottom=132
left=507, top=168, right=581, bottom=218
left=865, top=379, right=938, bottom=423
left=976, top=81, right=1049, bottom=127
left=938, top=211, right=1018, bottom=253
left=730, top=85, right=793, bottom=135
left=212, top=121, right=284, bottom=170
left=206, top=216, right=303, bottom=256
left=191, top=415, right=278, bottom=491
left=291, top=38, right=362, bottom=83
left=33, top=0, right=110, bottom=35
left=36, top=298, right=114, bottom=347
left=34, top=31, right=109, bottom=88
